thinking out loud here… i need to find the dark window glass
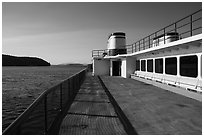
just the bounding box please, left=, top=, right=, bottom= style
left=141, top=60, right=146, bottom=71
left=147, top=59, right=153, bottom=72
left=201, top=55, right=202, bottom=77
left=165, top=57, right=177, bottom=75
left=180, top=55, right=198, bottom=77
left=155, top=58, right=163, bottom=73
left=136, top=60, right=140, bottom=71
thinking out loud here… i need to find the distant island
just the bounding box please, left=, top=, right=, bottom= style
left=2, top=54, right=51, bottom=66
left=57, top=63, right=87, bottom=66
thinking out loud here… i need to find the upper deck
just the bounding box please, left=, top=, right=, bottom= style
left=92, top=9, right=202, bottom=58
left=104, top=33, right=202, bottom=59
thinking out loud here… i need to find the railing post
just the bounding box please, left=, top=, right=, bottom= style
left=174, top=23, right=177, bottom=32
left=68, top=79, right=70, bottom=99
left=132, top=45, right=133, bottom=53
left=75, top=75, right=77, bottom=91
left=138, top=41, right=140, bottom=51
left=44, top=95, right=48, bottom=134
left=77, top=74, right=79, bottom=90
left=155, top=32, right=157, bottom=46
left=143, top=39, right=145, bottom=50
left=74, top=76, right=76, bottom=92
left=60, top=84, right=62, bottom=111
left=72, top=77, right=75, bottom=93
left=148, top=36, right=150, bottom=48
left=164, top=28, right=166, bottom=44
left=76, top=74, right=79, bottom=91
left=78, top=74, right=80, bottom=88
left=71, top=77, right=74, bottom=95
left=76, top=75, right=78, bottom=91
left=190, top=15, right=193, bottom=36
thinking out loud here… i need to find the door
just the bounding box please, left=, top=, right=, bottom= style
left=112, top=61, right=121, bottom=76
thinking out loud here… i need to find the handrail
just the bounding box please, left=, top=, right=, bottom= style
left=3, top=68, right=87, bottom=135
left=92, top=9, right=202, bottom=57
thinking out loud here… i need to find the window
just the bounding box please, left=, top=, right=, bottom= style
left=201, top=55, right=202, bottom=77
left=136, top=60, right=140, bottom=71
left=155, top=58, right=163, bottom=73
left=147, top=59, right=153, bottom=72
left=165, top=57, right=177, bottom=75
left=180, top=55, right=198, bottom=77
left=141, top=60, right=146, bottom=71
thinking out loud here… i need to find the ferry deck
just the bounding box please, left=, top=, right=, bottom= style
left=3, top=9, right=202, bottom=135
left=59, top=73, right=201, bottom=135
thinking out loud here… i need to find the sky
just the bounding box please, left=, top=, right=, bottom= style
left=2, top=2, right=201, bottom=65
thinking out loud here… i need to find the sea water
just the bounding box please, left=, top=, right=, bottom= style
left=2, top=65, right=86, bottom=131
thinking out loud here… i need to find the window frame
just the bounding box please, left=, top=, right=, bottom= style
left=147, top=59, right=153, bottom=72
left=155, top=58, right=163, bottom=74
left=165, top=57, right=177, bottom=75
left=180, top=55, right=198, bottom=78
left=141, top=60, right=146, bottom=71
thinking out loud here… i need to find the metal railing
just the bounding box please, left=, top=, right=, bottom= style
left=92, top=49, right=107, bottom=58
left=126, top=9, right=202, bottom=54
left=92, top=9, right=202, bottom=57
left=3, top=68, right=87, bottom=135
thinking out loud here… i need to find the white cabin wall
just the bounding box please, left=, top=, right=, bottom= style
left=93, top=59, right=110, bottom=76
left=121, top=59, right=127, bottom=78
left=110, top=60, right=113, bottom=76
left=136, top=42, right=202, bottom=60
left=121, top=57, right=136, bottom=78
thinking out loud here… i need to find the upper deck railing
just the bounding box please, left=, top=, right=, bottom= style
left=92, top=9, right=202, bottom=57
left=3, top=68, right=87, bottom=135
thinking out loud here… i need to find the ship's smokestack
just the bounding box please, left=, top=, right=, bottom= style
left=107, top=32, right=127, bottom=56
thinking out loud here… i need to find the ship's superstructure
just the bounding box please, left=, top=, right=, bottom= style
left=92, top=9, right=202, bottom=98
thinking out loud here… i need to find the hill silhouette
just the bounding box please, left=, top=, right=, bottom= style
left=2, top=54, right=51, bottom=66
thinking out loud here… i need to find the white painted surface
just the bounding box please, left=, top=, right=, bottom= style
left=121, top=57, right=136, bottom=78
left=110, top=60, right=113, bottom=76
left=93, top=58, right=110, bottom=76
left=105, top=34, right=202, bottom=59
left=121, top=59, right=126, bottom=78
left=131, top=75, right=202, bottom=102
left=108, top=36, right=126, bottom=49
left=99, top=34, right=202, bottom=91
left=153, top=34, right=179, bottom=47
left=134, top=53, right=202, bottom=92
